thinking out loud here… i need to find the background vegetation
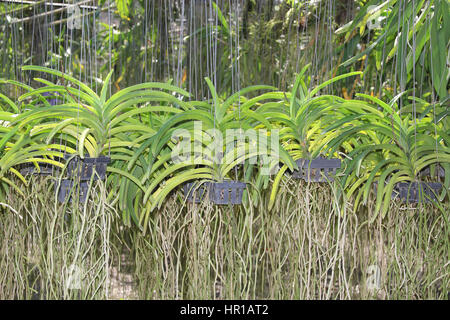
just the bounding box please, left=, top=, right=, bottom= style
left=0, top=0, right=448, bottom=299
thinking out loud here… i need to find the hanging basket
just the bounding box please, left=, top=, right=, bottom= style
left=65, top=155, right=111, bottom=181
left=56, top=179, right=89, bottom=204
left=42, top=91, right=60, bottom=106
left=420, top=164, right=446, bottom=179
left=209, top=181, right=246, bottom=205
left=292, top=157, right=341, bottom=182
left=183, top=182, right=210, bottom=203
left=393, top=181, right=443, bottom=203
left=20, top=162, right=56, bottom=176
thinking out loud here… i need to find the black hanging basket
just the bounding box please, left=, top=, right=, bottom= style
left=65, top=155, right=111, bottom=181
left=420, top=164, right=446, bottom=179
left=183, top=182, right=210, bottom=203
left=393, top=181, right=443, bottom=203
left=20, top=162, right=56, bottom=176
left=209, top=181, right=247, bottom=205
left=292, top=157, right=341, bottom=182
left=41, top=91, right=60, bottom=106
left=56, top=179, right=89, bottom=204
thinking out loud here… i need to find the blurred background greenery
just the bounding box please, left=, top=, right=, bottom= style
left=1, top=0, right=447, bottom=104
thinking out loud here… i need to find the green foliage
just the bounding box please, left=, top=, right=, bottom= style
left=326, top=93, right=449, bottom=221
left=1, top=64, right=448, bottom=229
left=0, top=1, right=448, bottom=301
left=337, top=0, right=449, bottom=101
left=0, top=1, right=448, bottom=231
left=116, top=0, right=133, bottom=19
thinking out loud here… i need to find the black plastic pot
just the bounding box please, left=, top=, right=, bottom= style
left=20, top=162, right=56, bottom=176
left=420, top=164, right=446, bottom=179
left=65, top=155, right=111, bottom=181
left=292, top=157, right=341, bottom=182
left=393, top=181, right=443, bottom=203
left=183, top=182, right=210, bottom=203
left=209, top=181, right=246, bottom=205
left=56, top=179, right=89, bottom=203
left=42, top=91, right=60, bottom=106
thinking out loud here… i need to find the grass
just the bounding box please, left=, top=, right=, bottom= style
left=0, top=176, right=448, bottom=299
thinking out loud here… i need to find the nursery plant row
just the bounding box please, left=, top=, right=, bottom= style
left=0, top=65, right=448, bottom=230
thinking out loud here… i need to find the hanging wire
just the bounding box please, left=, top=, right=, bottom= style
left=188, top=1, right=193, bottom=96
left=93, top=0, right=98, bottom=92
left=151, top=0, right=155, bottom=82
left=199, top=0, right=204, bottom=97
left=228, top=0, right=234, bottom=94
left=205, top=0, right=210, bottom=100
left=108, top=0, right=112, bottom=157
left=399, top=0, right=408, bottom=109
left=309, top=0, right=319, bottom=91
left=164, top=0, right=170, bottom=82
left=427, top=2, right=439, bottom=179
left=176, top=0, right=185, bottom=88
left=392, top=0, right=403, bottom=102
left=328, top=0, right=334, bottom=94
left=20, top=0, right=24, bottom=83
left=213, top=0, right=218, bottom=90
left=377, top=26, right=387, bottom=99
left=235, top=0, right=241, bottom=180
left=412, top=0, right=417, bottom=177
left=295, top=1, right=302, bottom=75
